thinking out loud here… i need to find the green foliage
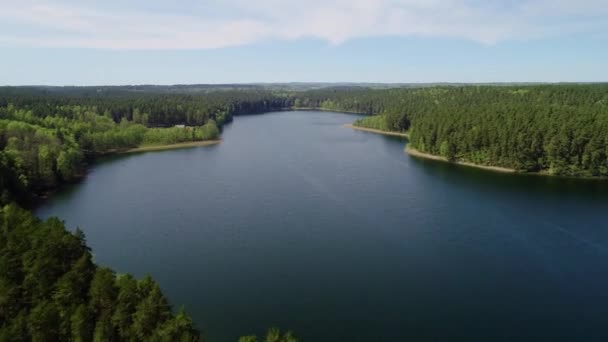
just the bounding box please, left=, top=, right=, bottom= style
left=239, top=328, right=298, bottom=342
left=295, top=84, right=608, bottom=177
left=290, top=87, right=395, bottom=115
left=405, top=85, right=608, bottom=176
left=142, top=120, right=219, bottom=146
left=152, top=308, right=200, bottom=342
left=0, top=204, right=201, bottom=341
left=353, top=115, right=391, bottom=131
left=70, top=304, right=93, bottom=342
left=0, top=119, right=84, bottom=197
left=0, top=87, right=263, bottom=203
left=0, top=87, right=291, bottom=128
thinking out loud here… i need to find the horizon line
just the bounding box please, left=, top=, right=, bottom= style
left=2, top=81, right=608, bottom=88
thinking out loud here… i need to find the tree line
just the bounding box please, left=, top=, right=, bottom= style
left=0, top=106, right=219, bottom=203
left=0, top=87, right=297, bottom=203
left=0, top=87, right=292, bottom=127
left=293, top=85, right=608, bottom=177
left=0, top=204, right=200, bottom=341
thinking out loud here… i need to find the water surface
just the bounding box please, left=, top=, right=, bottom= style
left=37, top=111, right=608, bottom=341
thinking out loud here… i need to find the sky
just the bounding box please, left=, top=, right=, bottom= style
left=1, top=0, right=607, bottom=85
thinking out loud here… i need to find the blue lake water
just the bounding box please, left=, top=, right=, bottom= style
left=37, top=111, right=608, bottom=341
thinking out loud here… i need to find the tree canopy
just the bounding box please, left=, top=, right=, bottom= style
left=0, top=204, right=200, bottom=341
left=298, top=85, right=608, bottom=177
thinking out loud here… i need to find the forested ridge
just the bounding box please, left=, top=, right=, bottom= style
left=407, top=86, right=608, bottom=176
left=290, top=85, right=608, bottom=177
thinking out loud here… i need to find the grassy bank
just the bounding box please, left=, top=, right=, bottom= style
left=119, top=140, right=221, bottom=154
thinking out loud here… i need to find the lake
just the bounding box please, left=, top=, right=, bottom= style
left=36, top=111, right=608, bottom=341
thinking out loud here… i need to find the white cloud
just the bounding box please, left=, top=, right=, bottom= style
left=0, top=0, right=606, bottom=49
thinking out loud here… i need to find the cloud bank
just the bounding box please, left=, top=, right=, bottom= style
left=0, top=0, right=606, bottom=49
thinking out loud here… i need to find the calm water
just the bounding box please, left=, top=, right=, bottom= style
left=37, top=111, right=608, bottom=341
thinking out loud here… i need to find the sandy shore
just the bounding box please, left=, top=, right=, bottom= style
left=344, top=124, right=410, bottom=138
left=405, top=146, right=516, bottom=173
left=291, top=107, right=368, bottom=115
left=120, top=140, right=221, bottom=154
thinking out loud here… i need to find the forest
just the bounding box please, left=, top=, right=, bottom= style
left=292, top=85, right=608, bottom=177
left=0, top=205, right=200, bottom=341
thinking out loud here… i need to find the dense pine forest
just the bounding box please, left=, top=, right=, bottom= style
left=1, top=83, right=607, bottom=341
left=0, top=205, right=200, bottom=341
left=292, top=85, right=608, bottom=177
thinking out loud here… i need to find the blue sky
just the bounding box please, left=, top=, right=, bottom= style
left=1, top=0, right=607, bottom=85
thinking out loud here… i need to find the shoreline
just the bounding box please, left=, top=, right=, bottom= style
left=290, top=107, right=368, bottom=115
left=346, top=126, right=607, bottom=180
left=405, top=146, right=517, bottom=173
left=118, top=140, right=221, bottom=154
left=28, top=140, right=221, bottom=208
left=344, top=124, right=410, bottom=138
